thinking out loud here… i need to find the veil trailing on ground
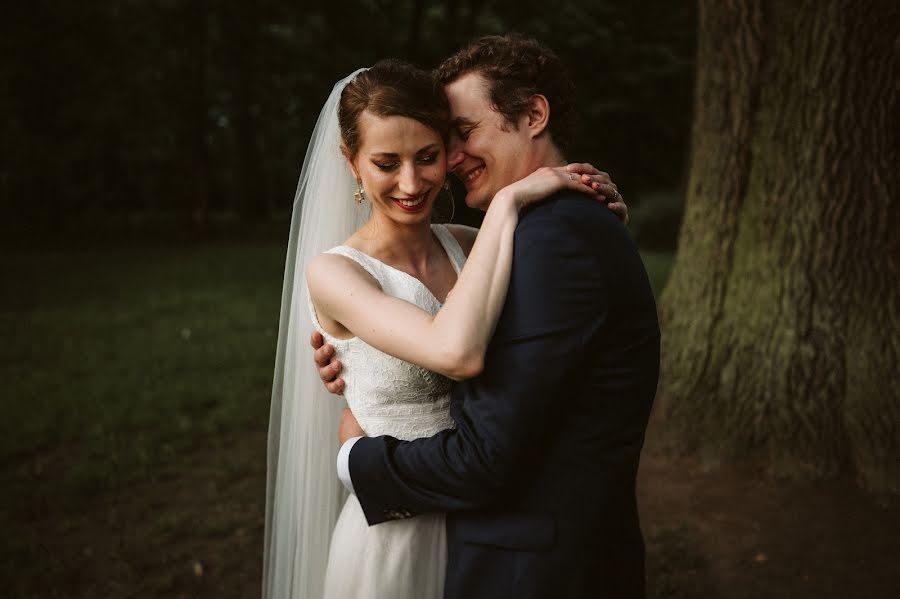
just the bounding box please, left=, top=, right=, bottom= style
left=263, top=69, right=370, bottom=599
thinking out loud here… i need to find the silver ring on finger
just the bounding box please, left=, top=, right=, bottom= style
left=569, top=173, right=579, bottom=181
left=610, top=189, right=621, bottom=200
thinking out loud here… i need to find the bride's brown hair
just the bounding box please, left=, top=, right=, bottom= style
left=338, top=59, right=451, bottom=157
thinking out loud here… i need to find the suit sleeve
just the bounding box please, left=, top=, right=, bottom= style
left=349, top=207, right=609, bottom=525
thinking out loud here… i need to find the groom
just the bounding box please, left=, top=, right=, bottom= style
left=315, top=35, right=659, bottom=598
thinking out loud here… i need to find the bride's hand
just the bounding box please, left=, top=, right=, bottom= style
left=496, top=163, right=626, bottom=215
left=566, top=163, right=628, bottom=225
left=496, top=165, right=599, bottom=211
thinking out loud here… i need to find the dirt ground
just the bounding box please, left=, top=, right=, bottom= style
left=637, top=416, right=899, bottom=599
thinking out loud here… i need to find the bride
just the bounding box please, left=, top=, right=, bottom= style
left=263, top=60, right=622, bottom=598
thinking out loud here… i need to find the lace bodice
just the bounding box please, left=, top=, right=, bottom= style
left=308, top=224, right=467, bottom=441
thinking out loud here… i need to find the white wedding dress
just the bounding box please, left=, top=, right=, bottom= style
left=308, top=224, right=466, bottom=599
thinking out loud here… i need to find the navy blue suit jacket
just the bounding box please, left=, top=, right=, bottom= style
left=349, top=193, right=661, bottom=598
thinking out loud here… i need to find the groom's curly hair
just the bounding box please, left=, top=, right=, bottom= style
left=339, top=59, right=450, bottom=157
left=435, top=34, right=578, bottom=153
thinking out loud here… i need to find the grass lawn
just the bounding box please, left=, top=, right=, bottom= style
left=1, top=241, right=285, bottom=598
left=641, top=250, right=674, bottom=300
left=1, top=242, right=685, bottom=597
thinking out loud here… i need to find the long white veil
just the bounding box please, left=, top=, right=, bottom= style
left=263, top=69, right=370, bottom=599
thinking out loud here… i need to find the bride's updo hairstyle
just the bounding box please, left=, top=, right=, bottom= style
left=338, top=59, right=450, bottom=158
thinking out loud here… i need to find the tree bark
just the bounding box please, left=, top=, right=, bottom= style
left=658, top=0, right=898, bottom=494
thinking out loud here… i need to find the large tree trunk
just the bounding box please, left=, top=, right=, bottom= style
left=658, top=0, right=897, bottom=494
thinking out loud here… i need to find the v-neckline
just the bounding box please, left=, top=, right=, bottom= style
left=337, top=225, right=462, bottom=305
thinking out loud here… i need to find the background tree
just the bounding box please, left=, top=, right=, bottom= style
left=657, top=0, right=897, bottom=494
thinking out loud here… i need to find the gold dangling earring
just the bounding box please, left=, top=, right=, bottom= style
left=354, top=180, right=366, bottom=204
left=443, top=181, right=456, bottom=223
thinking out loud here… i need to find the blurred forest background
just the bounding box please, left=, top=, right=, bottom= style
left=2, top=1, right=897, bottom=598
left=0, top=0, right=691, bottom=246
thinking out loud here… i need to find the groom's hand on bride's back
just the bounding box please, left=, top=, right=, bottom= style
left=310, top=331, right=345, bottom=395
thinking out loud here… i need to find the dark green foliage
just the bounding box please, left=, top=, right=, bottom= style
left=641, top=250, right=675, bottom=298
left=1, top=1, right=695, bottom=239
left=630, top=191, right=685, bottom=251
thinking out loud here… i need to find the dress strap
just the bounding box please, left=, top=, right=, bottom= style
left=431, top=224, right=467, bottom=274
left=324, top=246, right=386, bottom=286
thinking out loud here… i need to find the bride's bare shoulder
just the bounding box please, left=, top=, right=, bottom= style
left=444, top=224, right=478, bottom=256
left=306, top=252, right=379, bottom=297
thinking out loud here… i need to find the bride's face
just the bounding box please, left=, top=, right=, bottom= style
left=349, top=111, right=447, bottom=224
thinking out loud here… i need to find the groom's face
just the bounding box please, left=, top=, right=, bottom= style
left=444, top=73, right=535, bottom=210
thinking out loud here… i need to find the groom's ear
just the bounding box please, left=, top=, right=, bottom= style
left=523, top=94, right=551, bottom=138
